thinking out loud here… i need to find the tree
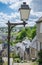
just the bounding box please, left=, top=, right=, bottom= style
left=26, top=27, right=32, bottom=40
left=31, top=25, right=36, bottom=39
left=31, top=28, right=36, bottom=39
left=15, top=25, right=36, bottom=43
left=16, top=28, right=27, bottom=42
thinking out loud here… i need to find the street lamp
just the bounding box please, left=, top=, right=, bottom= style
left=19, top=2, right=31, bottom=26
left=7, top=2, right=31, bottom=65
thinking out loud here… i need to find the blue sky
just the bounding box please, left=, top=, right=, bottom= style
left=0, top=0, right=42, bottom=27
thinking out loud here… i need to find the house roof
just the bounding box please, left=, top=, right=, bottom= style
left=16, top=42, right=25, bottom=51
left=36, top=17, right=42, bottom=23
left=22, top=38, right=31, bottom=48
left=15, top=38, right=31, bottom=51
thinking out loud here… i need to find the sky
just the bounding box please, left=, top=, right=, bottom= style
left=0, top=0, right=42, bottom=27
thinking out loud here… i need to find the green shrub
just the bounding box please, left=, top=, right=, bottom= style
left=14, top=58, right=21, bottom=63
left=38, top=50, right=42, bottom=64
left=38, top=59, right=42, bottom=63
left=38, top=50, right=42, bottom=58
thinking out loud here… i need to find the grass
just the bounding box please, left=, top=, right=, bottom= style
left=3, top=61, right=8, bottom=65
left=32, top=62, right=38, bottom=65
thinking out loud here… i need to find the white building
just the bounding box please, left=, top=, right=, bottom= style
left=30, top=36, right=40, bottom=59
left=36, top=17, right=42, bottom=50
left=14, top=38, right=31, bottom=60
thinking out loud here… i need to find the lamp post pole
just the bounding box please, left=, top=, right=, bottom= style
left=7, top=21, right=27, bottom=65
left=8, top=21, right=11, bottom=65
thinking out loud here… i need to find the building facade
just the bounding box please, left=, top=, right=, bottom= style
left=36, top=17, right=42, bottom=50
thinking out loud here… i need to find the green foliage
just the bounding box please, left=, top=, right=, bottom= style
left=10, top=42, right=16, bottom=46
left=31, top=28, right=36, bottom=39
left=38, top=50, right=42, bottom=58
left=0, top=57, right=3, bottom=65
left=10, top=52, right=21, bottom=63
left=38, top=59, right=42, bottom=63
left=0, top=40, right=2, bottom=44
left=38, top=50, right=42, bottom=63
left=11, top=52, right=20, bottom=59
left=31, top=25, right=36, bottom=39
left=15, top=25, right=36, bottom=43
left=10, top=25, right=36, bottom=44
left=14, top=58, right=21, bottom=63
left=12, top=53, right=21, bottom=63
left=16, top=28, right=27, bottom=42
left=13, top=54, right=20, bottom=58
left=26, top=27, right=32, bottom=40
left=10, top=53, right=13, bottom=58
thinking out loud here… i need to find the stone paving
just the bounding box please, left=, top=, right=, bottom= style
left=13, top=63, right=32, bottom=65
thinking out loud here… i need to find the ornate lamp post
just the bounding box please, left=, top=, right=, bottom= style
left=7, top=2, right=31, bottom=65
left=19, top=2, right=31, bottom=27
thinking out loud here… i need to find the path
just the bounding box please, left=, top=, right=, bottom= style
left=13, top=62, right=38, bottom=65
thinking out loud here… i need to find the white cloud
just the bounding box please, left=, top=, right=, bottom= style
left=0, top=0, right=9, bottom=4
left=0, top=22, right=7, bottom=27
left=0, top=12, right=8, bottom=23
left=0, top=0, right=42, bottom=27
left=10, top=12, right=20, bottom=18
left=9, top=0, right=32, bottom=9
left=0, top=12, right=20, bottom=23
left=31, top=10, right=42, bottom=18
left=0, top=12, right=36, bottom=27
left=0, top=10, right=38, bottom=27
left=27, top=22, right=36, bottom=27
left=0, top=12, right=21, bottom=27
left=0, top=0, right=32, bottom=4
left=9, top=1, right=21, bottom=9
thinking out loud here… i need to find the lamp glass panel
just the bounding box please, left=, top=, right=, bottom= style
left=40, top=22, right=42, bottom=33
left=20, top=9, right=30, bottom=21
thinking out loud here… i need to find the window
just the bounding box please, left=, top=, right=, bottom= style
left=40, top=42, right=42, bottom=50
left=25, top=48, right=30, bottom=54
